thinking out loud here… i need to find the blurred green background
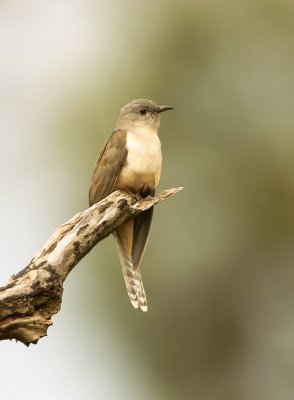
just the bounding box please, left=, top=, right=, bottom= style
left=1, top=0, right=294, bottom=399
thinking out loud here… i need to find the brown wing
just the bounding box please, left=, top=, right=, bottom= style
left=132, top=189, right=155, bottom=269
left=89, top=129, right=128, bottom=206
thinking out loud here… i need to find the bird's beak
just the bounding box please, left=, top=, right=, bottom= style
left=156, top=105, right=174, bottom=113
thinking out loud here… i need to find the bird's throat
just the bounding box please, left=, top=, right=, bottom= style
left=115, top=129, right=162, bottom=192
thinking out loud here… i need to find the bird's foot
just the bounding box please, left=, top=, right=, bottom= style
left=123, top=189, right=142, bottom=201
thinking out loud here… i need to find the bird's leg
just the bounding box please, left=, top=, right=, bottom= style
left=123, top=188, right=142, bottom=202
left=140, top=186, right=154, bottom=199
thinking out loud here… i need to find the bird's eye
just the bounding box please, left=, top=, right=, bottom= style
left=139, top=107, right=147, bottom=115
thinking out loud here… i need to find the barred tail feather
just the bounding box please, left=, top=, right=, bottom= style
left=114, top=232, right=148, bottom=311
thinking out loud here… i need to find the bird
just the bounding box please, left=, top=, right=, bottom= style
left=89, top=99, right=173, bottom=311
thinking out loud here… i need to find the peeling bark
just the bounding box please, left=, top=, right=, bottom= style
left=0, top=187, right=183, bottom=345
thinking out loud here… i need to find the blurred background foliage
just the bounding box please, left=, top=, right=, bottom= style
left=1, top=0, right=294, bottom=399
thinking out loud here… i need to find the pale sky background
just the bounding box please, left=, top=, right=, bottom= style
left=1, top=1, right=294, bottom=399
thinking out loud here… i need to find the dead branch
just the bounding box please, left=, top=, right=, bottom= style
left=0, top=187, right=183, bottom=345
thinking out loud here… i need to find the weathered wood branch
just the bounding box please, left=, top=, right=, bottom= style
left=0, top=187, right=182, bottom=346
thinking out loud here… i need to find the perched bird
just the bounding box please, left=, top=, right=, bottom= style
left=89, top=99, right=173, bottom=311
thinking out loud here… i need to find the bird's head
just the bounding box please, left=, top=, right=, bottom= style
left=116, top=99, right=174, bottom=131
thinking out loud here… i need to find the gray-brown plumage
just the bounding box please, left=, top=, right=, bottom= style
left=89, top=99, right=173, bottom=311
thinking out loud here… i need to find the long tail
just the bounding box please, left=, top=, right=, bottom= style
left=114, top=229, right=147, bottom=312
